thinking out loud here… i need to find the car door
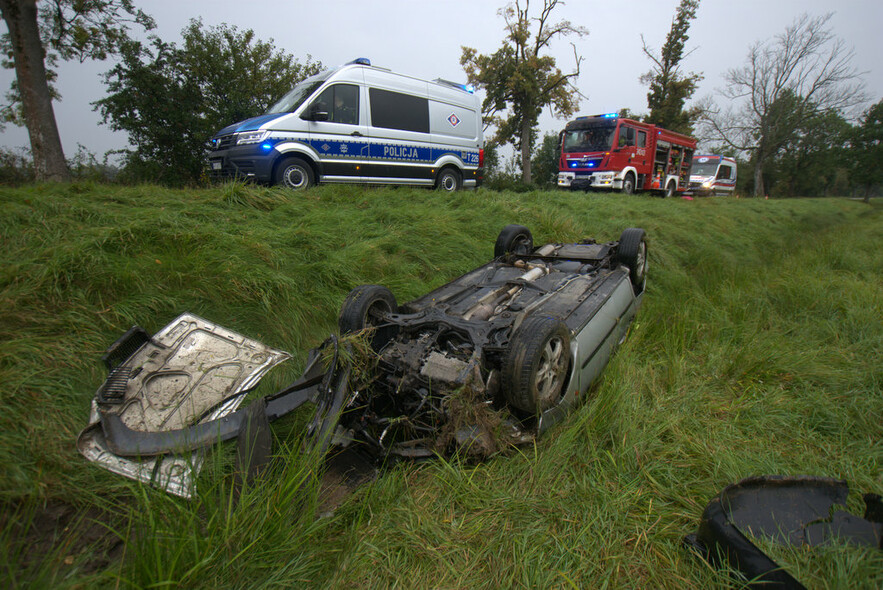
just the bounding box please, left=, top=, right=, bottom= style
left=305, top=82, right=369, bottom=183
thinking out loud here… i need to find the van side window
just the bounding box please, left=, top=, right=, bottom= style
left=717, top=165, right=732, bottom=179
left=637, top=130, right=647, bottom=148
left=369, top=88, right=429, bottom=133
left=312, top=84, right=360, bottom=125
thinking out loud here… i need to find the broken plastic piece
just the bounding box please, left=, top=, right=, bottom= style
left=685, top=475, right=883, bottom=588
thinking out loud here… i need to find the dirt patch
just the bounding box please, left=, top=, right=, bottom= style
left=317, top=447, right=378, bottom=516
left=2, top=499, right=124, bottom=577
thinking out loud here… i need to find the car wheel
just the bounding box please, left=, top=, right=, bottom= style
left=663, top=180, right=676, bottom=198
left=503, top=315, right=571, bottom=414
left=338, top=285, right=397, bottom=335
left=275, top=157, right=314, bottom=190
left=621, top=172, right=636, bottom=195
left=435, top=167, right=461, bottom=191
left=494, top=224, right=533, bottom=258
left=615, top=228, right=648, bottom=292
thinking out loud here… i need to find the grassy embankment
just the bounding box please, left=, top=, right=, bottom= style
left=1, top=182, right=881, bottom=588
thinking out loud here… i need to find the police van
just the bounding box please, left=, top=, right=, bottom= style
left=208, top=58, right=483, bottom=191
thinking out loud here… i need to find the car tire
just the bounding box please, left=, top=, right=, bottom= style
left=621, top=172, right=636, bottom=195
left=663, top=180, right=676, bottom=198
left=494, top=224, right=534, bottom=258
left=435, top=167, right=461, bottom=192
left=616, top=228, right=648, bottom=292
left=275, top=157, right=314, bottom=191
left=338, top=285, right=397, bottom=335
left=503, top=315, right=571, bottom=414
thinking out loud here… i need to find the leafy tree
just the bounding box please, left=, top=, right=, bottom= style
left=461, top=0, right=586, bottom=184
left=701, top=13, right=866, bottom=197
left=95, top=19, right=321, bottom=186
left=849, top=100, right=883, bottom=202
left=640, top=0, right=702, bottom=134
left=0, top=0, right=154, bottom=181
left=617, top=107, right=643, bottom=120
left=768, top=108, right=852, bottom=197
left=530, top=131, right=561, bottom=188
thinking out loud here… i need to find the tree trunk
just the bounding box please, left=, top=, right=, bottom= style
left=520, top=117, right=532, bottom=184
left=0, top=0, right=70, bottom=181
left=753, top=156, right=764, bottom=197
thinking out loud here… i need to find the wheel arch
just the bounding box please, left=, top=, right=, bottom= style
left=270, top=147, right=320, bottom=184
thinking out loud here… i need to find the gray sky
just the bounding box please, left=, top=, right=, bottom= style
left=2, top=0, right=881, bottom=157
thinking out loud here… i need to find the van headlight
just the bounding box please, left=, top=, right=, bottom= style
left=236, top=131, right=269, bottom=145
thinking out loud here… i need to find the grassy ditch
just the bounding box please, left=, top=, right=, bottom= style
left=0, top=182, right=880, bottom=588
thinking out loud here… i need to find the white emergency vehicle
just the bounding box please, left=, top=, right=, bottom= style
left=688, top=155, right=737, bottom=196
left=207, top=58, right=483, bottom=191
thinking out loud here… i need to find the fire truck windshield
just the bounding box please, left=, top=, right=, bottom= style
left=562, top=122, right=617, bottom=153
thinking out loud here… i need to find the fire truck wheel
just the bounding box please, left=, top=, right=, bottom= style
left=664, top=180, right=676, bottom=198
left=622, top=172, right=636, bottom=195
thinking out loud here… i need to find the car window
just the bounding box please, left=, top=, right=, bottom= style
left=637, top=130, right=647, bottom=148
left=311, top=84, right=360, bottom=125
left=717, top=165, right=732, bottom=179
left=369, top=88, right=429, bottom=133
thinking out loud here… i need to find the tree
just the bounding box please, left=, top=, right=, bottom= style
left=849, top=100, right=883, bottom=202
left=461, top=0, right=586, bottom=184
left=769, top=107, right=852, bottom=197
left=639, top=0, right=702, bottom=134
left=0, top=0, right=154, bottom=181
left=530, top=131, right=561, bottom=188
left=95, top=20, right=322, bottom=186
left=701, top=13, right=866, bottom=197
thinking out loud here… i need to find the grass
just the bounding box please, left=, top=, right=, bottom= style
left=0, top=182, right=880, bottom=588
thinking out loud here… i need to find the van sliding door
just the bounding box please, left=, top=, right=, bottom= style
left=365, top=77, right=434, bottom=185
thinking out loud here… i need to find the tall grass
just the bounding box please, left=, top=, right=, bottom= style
left=0, top=183, right=880, bottom=588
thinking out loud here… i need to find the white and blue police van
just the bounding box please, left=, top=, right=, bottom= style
left=207, top=58, right=483, bottom=191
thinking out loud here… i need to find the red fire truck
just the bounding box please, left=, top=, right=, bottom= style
left=556, top=113, right=697, bottom=197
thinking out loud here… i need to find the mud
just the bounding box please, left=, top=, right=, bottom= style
left=2, top=499, right=124, bottom=576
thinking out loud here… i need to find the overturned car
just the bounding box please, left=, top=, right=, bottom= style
left=78, top=225, right=647, bottom=496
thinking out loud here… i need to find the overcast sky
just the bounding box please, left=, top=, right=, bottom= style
left=2, top=0, right=881, bottom=157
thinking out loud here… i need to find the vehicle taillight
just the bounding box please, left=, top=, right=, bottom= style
left=479, top=148, right=484, bottom=168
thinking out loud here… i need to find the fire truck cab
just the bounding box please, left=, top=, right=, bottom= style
left=557, top=114, right=696, bottom=197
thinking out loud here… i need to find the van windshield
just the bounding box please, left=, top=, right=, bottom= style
left=562, top=122, right=617, bottom=153
left=266, top=72, right=329, bottom=114
left=691, top=158, right=721, bottom=175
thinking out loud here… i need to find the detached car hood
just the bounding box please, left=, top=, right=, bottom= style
left=77, top=314, right=290, bottom=497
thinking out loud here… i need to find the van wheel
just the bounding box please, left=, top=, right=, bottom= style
left=663, top=180, right=676, bottom=198
left=436, top=168, right=461, bottom=192
left=276, top=157, right=314, bottom=190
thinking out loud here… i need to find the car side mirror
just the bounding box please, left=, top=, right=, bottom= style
left=305, top=103, right=329, bottom=121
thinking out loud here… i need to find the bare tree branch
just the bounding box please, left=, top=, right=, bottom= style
left=700, top=13, right=867, bottom=196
